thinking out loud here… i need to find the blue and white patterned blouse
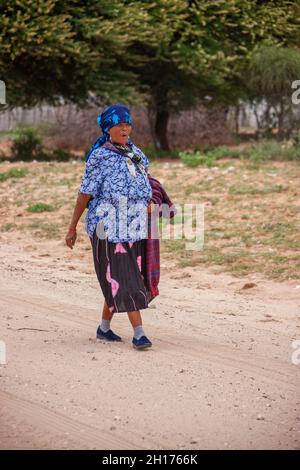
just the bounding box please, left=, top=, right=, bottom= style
left=78, top=143, right=152, bottom=242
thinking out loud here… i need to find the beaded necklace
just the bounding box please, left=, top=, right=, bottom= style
left=111, top=142, right=147, bottom=179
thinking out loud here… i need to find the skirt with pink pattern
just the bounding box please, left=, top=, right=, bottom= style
left=89, top=227, right=154, bottom=313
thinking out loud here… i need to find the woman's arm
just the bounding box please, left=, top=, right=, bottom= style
left=69, top=193, right=92, bottom=229
left=66, top=148, right=104, bottom=248
left=65, top=193, right=92, bottom=249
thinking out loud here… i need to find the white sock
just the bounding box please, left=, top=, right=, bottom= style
left=100, top=319, right=111, bottom=333
left=134, top=325, right=145, bottom=340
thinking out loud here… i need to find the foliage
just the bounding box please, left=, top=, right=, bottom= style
left=243, top=45, right=300, bottom=138
left=10, top=126, right=77, bottom=161
left=1, top=1, right=299, bottom=149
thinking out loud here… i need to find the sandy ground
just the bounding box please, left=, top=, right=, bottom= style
left=0, top=232, right=299, bottom=450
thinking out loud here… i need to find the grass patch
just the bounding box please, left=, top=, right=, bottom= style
left=25, top=220, right=60, bottom=238
left=185, top=184, right=203, bottom=196
left=179, top=139, right=300, bottom=169
left=247, top=140, right=300, bottom=162
left=0, top=167, right=29, bottom=181
left=179, top=151, right=217, bottom=168
left=27, top=203, right=55, bottom=213
left=228, top=184, right=288, bottom=195
left=1, top=156, right=299, bottom=281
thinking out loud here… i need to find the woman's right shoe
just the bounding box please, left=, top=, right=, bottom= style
left=96, top=326, right=122, bottom=342
left=132, top=335, right=152, bottom=349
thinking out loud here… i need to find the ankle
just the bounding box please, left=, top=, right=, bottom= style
left=133, top=325, right=145, bottom=340
left=100, top=318, right=111, bottom=333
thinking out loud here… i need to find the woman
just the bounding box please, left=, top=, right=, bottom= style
left=65, top=104, right=155, bottom=349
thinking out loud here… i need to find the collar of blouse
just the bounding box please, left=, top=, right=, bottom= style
left=107, top=141, right=147, bottom=178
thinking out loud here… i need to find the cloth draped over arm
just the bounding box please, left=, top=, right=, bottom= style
left=144, top=175, right=177, bottom=300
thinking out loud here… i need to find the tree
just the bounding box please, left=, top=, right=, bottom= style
left=243, top=45, right=300, bottom=139
left=0, top=0, right=141, bottom=108
left=111, top=0, right=300, bottom=149
left=1, top=0, right=300, bottom=149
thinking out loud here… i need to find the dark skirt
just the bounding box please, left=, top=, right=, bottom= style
left=89, top=226, right=154, bottom=314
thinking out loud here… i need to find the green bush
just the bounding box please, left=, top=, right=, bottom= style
left=11, top=127, right=42, bottom=161
left=33, top=148, right=76, bottom=161
left=179, top=151, right=217, bottom=168
left=10, top=126, right=77, bottom=161
left=179, top=145, right=242, bottom=168
left=179, top=140, right=300, bottom=168
left=0, top=150, right=6, bottom=162
left=142, top=144, right=179, bottom=160
left=247, top=140, right=300, bottom=162
left=50, top=148, right=75, bottom=161
left=205, top=146, right=241, bottom=159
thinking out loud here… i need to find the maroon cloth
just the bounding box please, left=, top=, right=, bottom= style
left=145, top=175, right=177, bottom=299
left=148, top=175, right=177, bottom=218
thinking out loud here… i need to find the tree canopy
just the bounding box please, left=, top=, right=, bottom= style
left=1, top=0, right=300, bottom=148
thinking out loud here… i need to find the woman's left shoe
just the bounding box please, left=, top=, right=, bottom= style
left=132, top=335, right=152, bottom=349
left=96, top=326, right=122, bottom=342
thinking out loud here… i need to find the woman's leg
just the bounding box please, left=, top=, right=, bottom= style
left=99, top=300, right=114, bottom=331
left=128, top=310, right=152, bottom=347
left=97, top=301, right=121, bottom=340
left=92, top=232, right=121, bottom=341
left=127, top=310, right=142, bottom=328
left=102, top=300, right=114, bottom=321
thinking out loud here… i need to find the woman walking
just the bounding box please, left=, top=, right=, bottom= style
left=66, top=104, right=156, bottom=349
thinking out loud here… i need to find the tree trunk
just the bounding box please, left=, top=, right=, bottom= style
left=147, top=105, right=156, bottom=146
left=234, top=104, right=240, bottom=135
left=154, top=108, right=170, bottom=151
left=277, top=98, right=285, bottom=140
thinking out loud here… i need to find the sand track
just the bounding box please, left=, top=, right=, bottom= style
left=0, top=236, right=299, bottom=449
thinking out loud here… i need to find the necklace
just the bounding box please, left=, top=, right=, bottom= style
left=113, top=143, right=141, bottom=163
left=111, top=142, right=147, bottom=178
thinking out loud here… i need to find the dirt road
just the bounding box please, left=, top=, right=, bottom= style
left=0, top=234, right=299, bottom=449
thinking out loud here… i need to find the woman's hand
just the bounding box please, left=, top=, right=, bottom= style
left=66, top=193, right=92, bottom=249
left=65, top=228, right=77, bottom=249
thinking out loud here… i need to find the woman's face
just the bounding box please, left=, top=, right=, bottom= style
left=109, top=122, right=132, bottom=145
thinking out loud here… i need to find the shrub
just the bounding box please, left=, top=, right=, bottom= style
left=11, top=127, right=42, bottom=161
left=50, top=148, right=75, bottom=161
left=142, top=144, right=179, bottom=160
left=247, top=140, right=300, bottom=162
left=10, top=126, right=77, bottom=161
left=179, top=140, right=300, bottom=168
left=179, top=151, right=217, bottom=168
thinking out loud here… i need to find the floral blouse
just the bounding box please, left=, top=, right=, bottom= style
left=78, top=143, right=152, bottom=242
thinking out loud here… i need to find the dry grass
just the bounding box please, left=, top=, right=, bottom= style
left=0, top=157, right=299, bottom=280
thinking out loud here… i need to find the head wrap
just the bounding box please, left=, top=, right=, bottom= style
left=85, top=104, right=133, bottom=162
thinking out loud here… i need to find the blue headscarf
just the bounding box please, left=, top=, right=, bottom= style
left=85, top=104, right=133, bottom=162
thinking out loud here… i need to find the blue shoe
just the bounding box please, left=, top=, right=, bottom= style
left=132, top=335, right=152, bottom=349
left=96, top=326, right=122, bottom=342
